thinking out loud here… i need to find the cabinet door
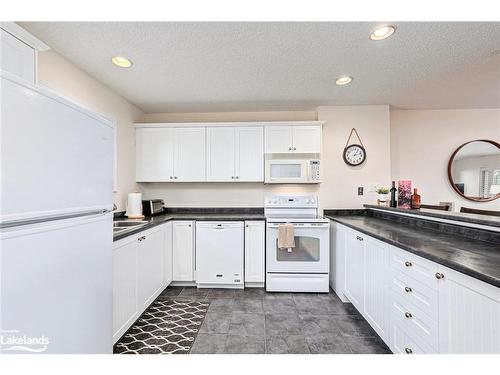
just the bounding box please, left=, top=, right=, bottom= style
left=236, top=127, right=264, bottom=182
left=244, top=221, right=265, bottom=283
left=172, top=221, right=195, bottom=281
left=438, top=266, right=500, bottom=353
left=163, top=222, right=173, bottom=286
left=174, top=128, right=206, bottom=181
left=292, top=125, right=321, bottom=153
left=363, top=237, right=389, bottom=341
left=136, top=127, right=174, bottom=182
left=265, top=126, right=292, bottom=153
left=1, top=29, right=35, bottom=84
left=206, top=127, right=235, bottom=181
left=113, top=236, right=139, bottom=342
left=330, top=223, right=350, bottom=302
left=137, top=226, right=165, bottom=309
left=344, top=230, right=365, bottom=310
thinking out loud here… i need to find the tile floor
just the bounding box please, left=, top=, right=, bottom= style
left=156, top=286, right=391, bottom=354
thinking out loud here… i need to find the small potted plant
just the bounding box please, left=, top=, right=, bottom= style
left=377, top=187, right=390, bottom=202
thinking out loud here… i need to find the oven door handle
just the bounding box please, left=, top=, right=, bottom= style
left=267, top=223, right=329, bottom=229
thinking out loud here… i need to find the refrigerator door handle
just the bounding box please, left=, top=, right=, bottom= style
left=0, top=209, right=112, bottom=229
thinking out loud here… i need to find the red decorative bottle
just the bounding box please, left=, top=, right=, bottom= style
left=411, top=188, right=421, bottom=209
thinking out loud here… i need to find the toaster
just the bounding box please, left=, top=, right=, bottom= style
left=142, top=199, right=165, bottom=216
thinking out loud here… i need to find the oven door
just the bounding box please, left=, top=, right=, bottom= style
left=265, top=160, right=308, bottom=183
left=266, top=222, right=329, bottom=273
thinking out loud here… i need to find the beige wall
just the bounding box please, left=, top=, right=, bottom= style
left=390, top=109, right=500, bottom=211
left=36, top=50, right=144, bottom=210
left=139, top=106, right=391, bottom=211
left=318, top=106, right=392, bottom=210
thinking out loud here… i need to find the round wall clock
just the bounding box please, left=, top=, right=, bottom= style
left=343, top=144, right=366, bottom=166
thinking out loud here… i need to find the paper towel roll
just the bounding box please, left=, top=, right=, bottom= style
left=125, top=192, right=144, bottom=218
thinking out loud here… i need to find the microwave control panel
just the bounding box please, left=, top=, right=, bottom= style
left=310, top=160, right=321, bottom=181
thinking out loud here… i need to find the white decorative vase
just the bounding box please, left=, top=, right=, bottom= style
left=378, top=193, right=389, bottom=202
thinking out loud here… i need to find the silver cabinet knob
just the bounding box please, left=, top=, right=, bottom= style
left=169, top=176, right=173, bottom=180
left=405, top=348, right=413, bottom=354
left=174, top=176, right=178, bottom=179
left=235, top=176, right=239, bottom=179
left=231, top=176, right=234, bottom=179
left=404, top=312, right=413, bottom=318
left=435, top=272, right=444, bottom=279
left=288, top=147, right=292, bottom=151
left=188, top=224, right=192, bottom=227
left=405, top=261, right=412, bottom=267
left=404, top=287, right=412, bottom=293
left=293, top=147, right=296, bottom=151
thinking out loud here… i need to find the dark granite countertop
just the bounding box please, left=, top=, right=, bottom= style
left=325, top=212, right=500, bottom=288
left=364, top=204, right=500, bottom=229
left=113, top=209, right=265, bottom=242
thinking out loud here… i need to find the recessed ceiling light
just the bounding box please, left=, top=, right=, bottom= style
left=335, top=76, right=353, bottom=86
left=369, top=26, right=396, bottom=41
left=111, top=56, right=133, bottom=68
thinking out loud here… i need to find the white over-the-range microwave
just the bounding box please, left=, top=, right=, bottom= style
left=265, top=159, right=321, bottom=183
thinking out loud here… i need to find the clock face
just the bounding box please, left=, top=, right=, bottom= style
left=343, top=144, right=366, bottom=166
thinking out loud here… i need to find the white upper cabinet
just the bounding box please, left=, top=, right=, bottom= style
left=0, top=29, right=35, bottom=84
left=135, top=122, right=319, bottom=182
left=174, top=128, right=206, bottom=181
left=136, top=127, right=174, bottom=182
left=136, top=126, right=206, bottom=182
left=206, top=127, right=236, bottom=181
left=265, top=126, right=294, bottom=153
left=292, top=126, right=322, bottom=153
left=207, top=126, right=264, bottom=182
left=265, top=124, right=321, bottom=153
left=236, top=127, right=264, bottom=181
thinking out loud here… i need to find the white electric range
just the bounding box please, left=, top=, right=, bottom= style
left=265, top=195, right=330, bottom=293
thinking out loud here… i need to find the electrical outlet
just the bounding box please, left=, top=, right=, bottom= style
left=358, top=187, right=364, bottom=196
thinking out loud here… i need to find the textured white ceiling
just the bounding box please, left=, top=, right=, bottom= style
left=20, top=22, right=500, bottom=113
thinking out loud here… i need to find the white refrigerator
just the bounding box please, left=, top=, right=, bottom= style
left=0, top=72, right=114, bottom=354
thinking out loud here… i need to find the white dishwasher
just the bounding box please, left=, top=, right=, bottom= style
left=195, top=221, right=244, bottom=289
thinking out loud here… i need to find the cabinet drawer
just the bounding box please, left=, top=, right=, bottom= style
left=390, top=246, right=439, bottom=290
left=391, top=321, right=436, bottom=354
left=391, top=269, right=438, bottom=320
left=391, top=292, right=438, bottom=349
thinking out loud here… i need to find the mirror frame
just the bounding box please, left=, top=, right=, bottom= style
left=447, top=139, right=500, bottom=202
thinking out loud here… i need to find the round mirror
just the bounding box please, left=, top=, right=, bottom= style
left=448, top=140, right=500, bottom=202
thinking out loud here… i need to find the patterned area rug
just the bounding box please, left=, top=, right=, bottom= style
left=114, top=299, right=210, bottom=354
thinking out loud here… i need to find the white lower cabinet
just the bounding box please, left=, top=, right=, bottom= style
left=172, top=221, right=195, bottom=282
left=112, top=236, right=139, bottom=343
left=163, top=222, right=173, bottom=285
left=334, top=222, right=500, bottom=354
left=113, top=222, right=173, bottom=343
left=344, top=230, right=365, bottom=309
left=438, top=265, right=500, bottom=354
left=137, top=225, right=165, bottom=310
left=244, top=221, right=265, bottom=285
left=363, top=237, right=389, bottom=341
